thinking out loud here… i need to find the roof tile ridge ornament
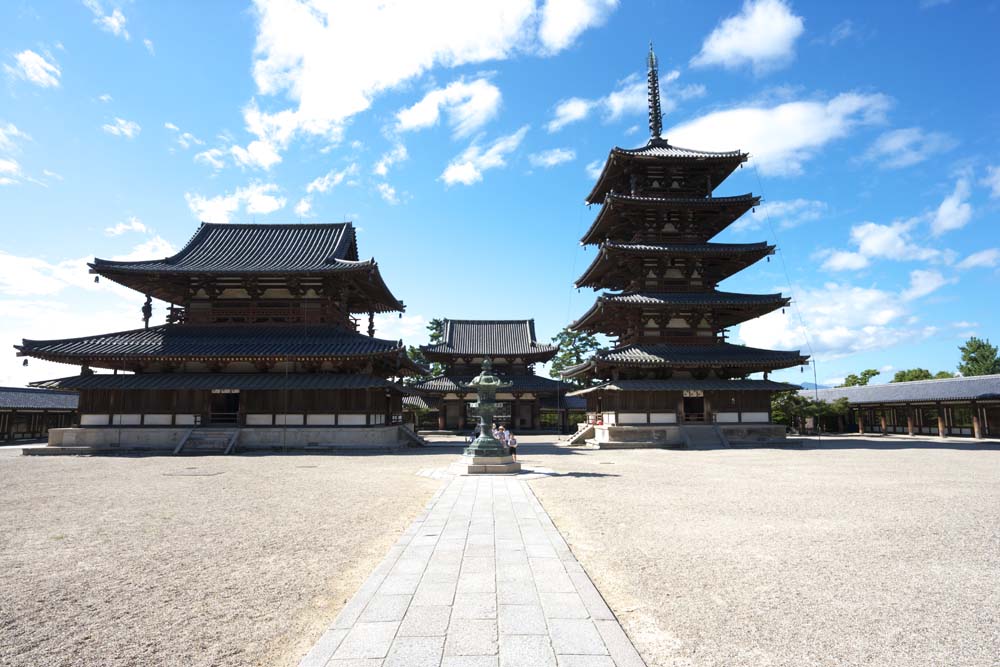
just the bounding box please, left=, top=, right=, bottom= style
left=647, top=42, right=664, bottom=143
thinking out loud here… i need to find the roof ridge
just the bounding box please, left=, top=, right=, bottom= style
left=817, top=373, right=999, bottom=389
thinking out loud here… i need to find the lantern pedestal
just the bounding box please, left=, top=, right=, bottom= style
left=449, top=454, right=521, bottom=476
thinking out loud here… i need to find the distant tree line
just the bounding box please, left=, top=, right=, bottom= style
left=838, top=336, right=999, bottom=387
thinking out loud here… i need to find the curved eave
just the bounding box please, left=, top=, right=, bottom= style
left=569, top=292, right=791, bottom=332
left=580, top=193, right=761, bottom=245
left=419, top=347, right=559, bottom=365
left=574, top=243, right=775, bottom=289
left=585, top=144, right=749, bottom=205
left=592, top=353, right=808, bottom=372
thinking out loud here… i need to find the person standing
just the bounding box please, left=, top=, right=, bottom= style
left=508, top=431, right=518, bottom=461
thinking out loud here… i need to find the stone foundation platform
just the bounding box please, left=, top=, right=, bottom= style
left=448, top=454, right=522, bottom=475
left=585, top=423, right=788, bottom=449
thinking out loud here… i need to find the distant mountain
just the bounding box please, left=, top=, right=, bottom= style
left=799, top=382, right=832, bottom=390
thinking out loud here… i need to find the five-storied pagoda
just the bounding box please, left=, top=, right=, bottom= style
left=17, top=223, right=424, bottom=453
left=563, top=46, right=808, bottom=448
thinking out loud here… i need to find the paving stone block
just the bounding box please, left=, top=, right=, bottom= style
left=539, top=592, right=589, bottom=620
left=383, top=635, right=445, bottom=667
left=461, top=556, right=496, bottom=574
left=332, top=621, right=401, bottom=660
left=498, top=634, right=557, bottom=667
left=441, top=656, right=498, bottom=667
left=547, top=619, right=608, bottom=656
left=358, top=594, right=412, bottom=623
left=390, top=557, right=429, bottom=575
left=457, top=571, right=496, bottom=594
left=412, top=579, right=457, bottom=606
left=593, top=620, right=646, bottom=667
left=497, top=580, right=538, bottom=606
left=297, top=628, right=348, bottom=667
left=498, top=604, right=547, bottom=635
left=534, top=572, right=576, bottom=594
left=567, top=572, right=614, bottom=621
left=444, top=619, right=498, bottom=656
left=496, top=563, right=532, bottom=583
left=452, top=592, right=498, bottom=619
left=555, top=656, right=616, bottom=667
left=397, top=604, right=452, bottom=637
left=526, top=543, right=558, bottom=559
left=464, top=544, right=495, bottom=558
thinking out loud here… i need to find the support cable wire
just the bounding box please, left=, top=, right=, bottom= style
left=751, top=164, right=820, bottom=402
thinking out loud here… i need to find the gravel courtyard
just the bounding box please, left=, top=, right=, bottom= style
left=523, top=436, right=1000, bottom=667
left=0, top=446, right=452, bottom=667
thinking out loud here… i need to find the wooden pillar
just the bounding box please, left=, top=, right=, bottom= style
left=936, top=403, right=946, bottom=438
left=972, top=403, right=982, bottom=439
left=532, top=400, right=540, bottom=430
left=512, top=393, right=521, bottom=431
left=906, top=409, right=915, bottom=436
left=879, top=410, right=887, bottom=436
left=857, top=408, right=864, bottom=434
left=437, top=401, right=446, bottom=430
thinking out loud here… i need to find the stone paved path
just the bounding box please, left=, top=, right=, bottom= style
left=299, top=474, right=646, bottom=667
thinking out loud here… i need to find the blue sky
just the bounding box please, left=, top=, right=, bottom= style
left=1, top=0, right=998, bottom=388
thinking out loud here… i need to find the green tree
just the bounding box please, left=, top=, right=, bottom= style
left=427, top=318, right=445, bottom=345
left=957, top=336, right=1000, bottom=376
left=891, top=368, right=932, bottom=383
left=841, top=369, right=880, bottom=387
left=549, top=328, right=601, bottom=388
left=934, top=371, right=954, bottom=379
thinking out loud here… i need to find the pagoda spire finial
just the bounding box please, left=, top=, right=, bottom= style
left=647, top=42, right=663, bottom=141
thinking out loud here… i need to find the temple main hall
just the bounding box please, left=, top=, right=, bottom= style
left=18, top=222, right=425, bottom=452
left=563, top=47, right=808, bottom=448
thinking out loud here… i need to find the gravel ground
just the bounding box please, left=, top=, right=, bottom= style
left=0, top=446, right=452, bottom=667
left=521, top=436, right=1000, bottom=667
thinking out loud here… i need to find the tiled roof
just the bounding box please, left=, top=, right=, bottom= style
left=580, top=193, right=759, bottom=245
left=594, top=343, right=806, bottom=367
left=90, top=223, right=370, bottom=274
left=402, top=395, right=436, bottom=410
left=568, top=378, right=801, bottom=396
left=803, top=374, right=1000, bottom=405
left=0, top=386, right=78, bottom=410
left=32, top=373, right=407, bottom=392
left=597, top=291, right=787, bottom=306
left=613, top=139, right=746, bottom=159
left=18, top=324, right=407, bottom=361
left=421, top=320, right=558, bottom=360
left=411, top=374, right=564, bottom=394
left=602, top=241, right=773, bottom=256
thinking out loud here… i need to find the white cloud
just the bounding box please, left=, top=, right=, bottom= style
left=863, top=127, right=955, bottom=168
left=143, top=38, right=155, bottom=55
left=737, top=280, right=936, bottom=359
left=372, top=313, right=428, bottom=344
left=194, top=147, right=226, bottom=170
left=0, top=158, right=21, bottom=176
left=441, top=125, right=528, bottom=186
left=546, top=69, right=694, bottom=133
left=307, top=163, right=359, bottom=194
left=84, top=1, right=130, bottom=40
left=901, top=269, right=951, bottom=301
left=691, top=0, right=805, bottom=74
left=736, top=198, right=826, bottom=232
left=98, top=93, right=112, bottom=103
left=164, top=122, right=204, bottom=149
left=956, top=248, right=1000, bottom=270
left=0, top=122, right=30, bottom=152
left=981, top=165, right=1000, bottom=198
left=184, top=182, right=286, bottom=223
left=104, top=216, right=148, bottom=236
left=537, top=0, right=618, bottom=53
left=231, top=0, right=613, bottom=170
left=668, top=92, right=891, bottom=176
left=930, top=175, right=973, bottom=236
left=547, top=98, right=593, bottom=133
left=373, top=143, right=408, bottom=177
left=102, top=117, right=141, bottom=139
left=395, top=78, right=502, bottom=138
left=585, top=159, right=603, bottom=179
left=529, top=147, right=575, bottom=168
left=294, top=197, right=312, bottom=217
left=42, top=169, right=63, bottom=181
left=4, top=50, right=61, bottom=88
left=376, top=182, right=399, bottom=205
left=820, top=218, right=948, bottom=271
left=827, top=20, right=855, bottom=45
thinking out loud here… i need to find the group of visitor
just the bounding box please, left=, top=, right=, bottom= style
left=469, top=422, right=518, bottom=460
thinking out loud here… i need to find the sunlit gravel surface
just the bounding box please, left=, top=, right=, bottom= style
left=0, top=446, right=451, bottom=667
left=522, top=436, right=1000, bottom=667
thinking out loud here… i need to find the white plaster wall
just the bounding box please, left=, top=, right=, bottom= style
left=306, top=414, right=336, bottom=426
left=112, top=414, right=141, bottom=426
left=618, top=412, right=648, bottom=424
left=175, top=414, right=196, bottom=425
left=715, top=412, right=739, bottom=423
left=602, top=412, right=617, bottom=425
left=246, top=414, right=273, bottom=426
left=338, top=414, right=366, bottom=426
left=742, top=412, right=769, bottom=423
left=274, top=414, right=304, bottom=426
left=143, top=414, right=173, bottom=426
left=649, top=412, right=677, bottom=424
left=80, top=414, right=108, bottom=426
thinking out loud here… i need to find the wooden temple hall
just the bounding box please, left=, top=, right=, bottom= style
left=16, top=223, right=427, bottom=452
left=564, top=47, right=807, bottom=448
left=410, top=320, right=582, bottom=432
